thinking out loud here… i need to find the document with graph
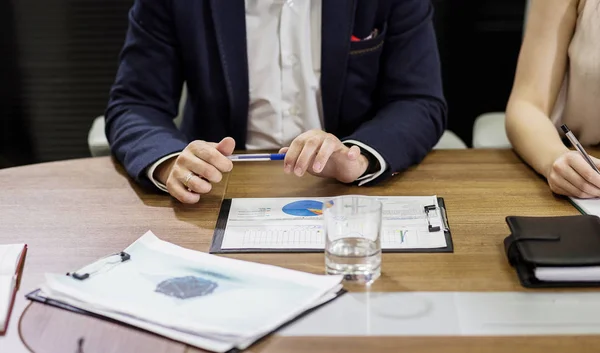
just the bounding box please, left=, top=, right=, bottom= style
left=210, top=196, right=453, bottom=254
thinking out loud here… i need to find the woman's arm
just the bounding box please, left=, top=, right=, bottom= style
left=505, top=0, right=600, bottom=198
left=506, top=0, right=577, bottom=175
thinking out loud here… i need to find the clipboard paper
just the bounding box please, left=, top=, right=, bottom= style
left=210, top=196, right=453, bottom=254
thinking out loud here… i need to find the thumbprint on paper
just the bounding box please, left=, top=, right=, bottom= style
left=155, top=276, right=218, bottom=299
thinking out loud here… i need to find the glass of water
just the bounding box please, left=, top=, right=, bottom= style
left=323, top=196, right=382, bottom=284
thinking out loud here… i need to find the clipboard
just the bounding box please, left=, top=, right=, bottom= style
left=25, top=287, right=346, bottom=353
left=209, top=197, right=454, bottom=254
left=25, top=243, right=347, bottom=353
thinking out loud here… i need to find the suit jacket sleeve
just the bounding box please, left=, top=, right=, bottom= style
left=104, top=0, right=187, bottom=189
left=344, top=0, right=447, bottom=184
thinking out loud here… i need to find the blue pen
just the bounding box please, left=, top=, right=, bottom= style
left=227, top=153, right=286, bottom=162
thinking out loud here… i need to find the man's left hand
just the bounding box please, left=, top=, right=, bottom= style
left=279, top=129, right=369, bottom=183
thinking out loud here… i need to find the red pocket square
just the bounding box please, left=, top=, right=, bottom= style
left=351, top=29, right=378, bottom=42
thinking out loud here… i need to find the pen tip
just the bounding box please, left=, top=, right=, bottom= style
left=561, top=124, right=569, bottom=133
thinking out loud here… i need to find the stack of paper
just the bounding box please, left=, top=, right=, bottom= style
left=534, top=266, right=600, bottom=282
left=570, top=197, right=600, bottom=218
left=33, top=231, right=343, bottom=352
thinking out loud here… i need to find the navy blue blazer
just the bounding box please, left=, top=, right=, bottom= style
left=105, top=0, right=447, bottom=188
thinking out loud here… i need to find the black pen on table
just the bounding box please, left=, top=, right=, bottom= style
left=561, top=124, right=600, bottom=174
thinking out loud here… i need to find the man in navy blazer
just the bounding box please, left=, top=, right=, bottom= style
left=105, top=0, right=446, bottom=203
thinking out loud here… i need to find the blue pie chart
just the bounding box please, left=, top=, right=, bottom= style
left=282, top=200, right=324, bottom=217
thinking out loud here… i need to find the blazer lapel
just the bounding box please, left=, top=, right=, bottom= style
left=210, top=0, right=249, bottom=146
left=321, top=0, right=356, bottom=134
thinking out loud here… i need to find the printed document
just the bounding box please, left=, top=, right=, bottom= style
left=220, top=196, right=447, bottom=250
left=36, top=231, right=343, bottom=352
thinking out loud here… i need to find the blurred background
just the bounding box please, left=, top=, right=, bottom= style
left=0, top=0, right=526, bottom=168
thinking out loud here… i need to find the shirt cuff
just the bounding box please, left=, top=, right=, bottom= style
left=342, top=140, right=387, bottom=186
left=146, top=152, right=181, bottom=192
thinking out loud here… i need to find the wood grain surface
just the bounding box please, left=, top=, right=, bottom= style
left=0, top=149, right=592, bottom=353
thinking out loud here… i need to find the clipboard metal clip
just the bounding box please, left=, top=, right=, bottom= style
left=424, top=204, right=449, bottom=233
left=67, top=251, right=131, bottom=281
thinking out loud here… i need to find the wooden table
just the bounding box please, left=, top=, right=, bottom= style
left=1, top=149, right=599, bottom=353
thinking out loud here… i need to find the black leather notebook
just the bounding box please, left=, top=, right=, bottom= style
left=504, top=215, right=600, bottom=288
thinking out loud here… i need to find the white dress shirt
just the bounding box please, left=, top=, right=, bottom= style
left=147, top=0, right=386, bottom=191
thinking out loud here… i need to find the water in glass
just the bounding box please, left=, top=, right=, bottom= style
left=323, top=196, right=382, bottom=284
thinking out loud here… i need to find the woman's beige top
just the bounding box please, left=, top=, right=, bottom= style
left=551, top=0, right=600, bottom=145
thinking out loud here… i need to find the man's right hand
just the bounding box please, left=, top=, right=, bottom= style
left=155, top=137, right=235, bottom=203
left=546, top=150, right=600, bottom=199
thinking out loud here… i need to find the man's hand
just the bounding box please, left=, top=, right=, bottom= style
left=279, top=129, right=369, bottom=183
left=155, top=137, right=235, bottom=203
left=546, top=150, right=600, bottom=198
